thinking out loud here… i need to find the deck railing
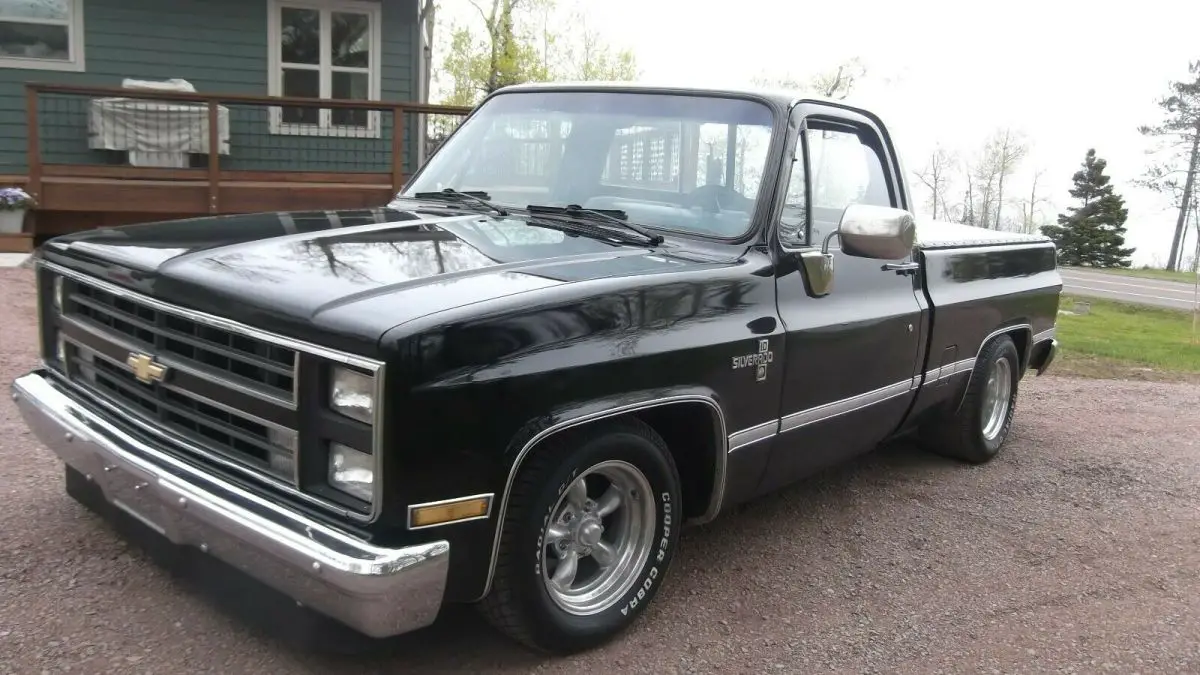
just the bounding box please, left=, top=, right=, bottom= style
left=25, top=83, right=473, bottom=212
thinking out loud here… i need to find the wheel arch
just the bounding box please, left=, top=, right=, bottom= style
left=954, top=323, right=1031, bottom=413
left=477, top=392, right=729, bottom=602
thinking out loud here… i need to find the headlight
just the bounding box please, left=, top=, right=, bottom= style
left=328, top=443, right=373, bottom=502
left=329, top=366, right=374, bottom=423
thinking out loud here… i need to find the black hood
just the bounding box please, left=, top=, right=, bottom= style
left=40, top=207, right=743, bottom=355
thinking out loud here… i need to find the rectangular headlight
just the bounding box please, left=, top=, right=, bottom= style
left=329, top=366, right=374, bottom=423
left=328, top=442, right=374, bottom=502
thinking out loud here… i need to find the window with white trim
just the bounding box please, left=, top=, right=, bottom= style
left=268, top=0, right=381, bottom=137
left=0, top=0, right=85, bottom=71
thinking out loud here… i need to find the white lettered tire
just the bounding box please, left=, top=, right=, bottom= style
left=479, top=418, right=682, bottom=654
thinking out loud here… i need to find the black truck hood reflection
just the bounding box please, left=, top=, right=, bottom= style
left=39, top=207, right=741, bottom=355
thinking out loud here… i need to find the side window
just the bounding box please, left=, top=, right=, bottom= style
left=805, top=125, right=893, bottom=242
left=778, top=151, right=807, bottom=248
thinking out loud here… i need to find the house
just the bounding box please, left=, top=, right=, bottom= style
left=0, top=0, right=470, bottom=252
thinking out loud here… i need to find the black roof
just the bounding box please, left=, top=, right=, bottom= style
left=494, top=80, right=862, bottom=113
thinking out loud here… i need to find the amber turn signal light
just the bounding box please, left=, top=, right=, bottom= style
left=408, top=494, right=492, bottom=529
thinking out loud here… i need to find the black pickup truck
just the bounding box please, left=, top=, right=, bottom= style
left=12, top=82, right=1062, bottom=655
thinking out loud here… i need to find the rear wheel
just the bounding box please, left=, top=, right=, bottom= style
left=479, top=418, right=682, bottom=654
left=924, top=334, right=1020, bottom=463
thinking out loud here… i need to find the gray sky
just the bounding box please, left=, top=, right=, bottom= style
left=436, top=0, right=1200, bottom=267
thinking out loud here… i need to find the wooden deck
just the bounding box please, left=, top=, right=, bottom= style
left=38, top=168, right=403, bottom=214
left=4, top=83, right=474, bottom=250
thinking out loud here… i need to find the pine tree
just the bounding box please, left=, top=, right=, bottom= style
left=1041, top=149, right=1136, bottom=268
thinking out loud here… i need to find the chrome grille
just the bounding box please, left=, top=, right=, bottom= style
left=74, top=354, right=296, bottom=478
left=71, top=282, right=297, bottom=402
left=57, top=274, right=299, bottom=483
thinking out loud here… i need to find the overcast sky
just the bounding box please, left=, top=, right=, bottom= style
left=436, top=0, right=1200, bottom=266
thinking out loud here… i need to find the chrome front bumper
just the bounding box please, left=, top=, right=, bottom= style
left=10, top=371, right=450, bottom=639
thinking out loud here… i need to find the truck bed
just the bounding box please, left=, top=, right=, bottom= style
left=907, top=219, right=1063, bottom=427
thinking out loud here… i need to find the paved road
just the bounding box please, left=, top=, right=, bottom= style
left=4, top=267, right=1200, bottom=673
left=1060, top=267, right=1199, bottom=311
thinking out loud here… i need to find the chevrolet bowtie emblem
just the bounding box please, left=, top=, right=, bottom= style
left=126, top=352, right=168, bottom=384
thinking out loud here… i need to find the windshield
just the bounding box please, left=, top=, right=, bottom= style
left=402, top=90, right=778, bottom=239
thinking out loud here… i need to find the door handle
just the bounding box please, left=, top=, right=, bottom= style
left=882, top=262, right=920, bottom=275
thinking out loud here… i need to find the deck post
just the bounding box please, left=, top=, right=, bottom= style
left=391, top=105, right=405, bottom=194
left=26, top=85, right=41, bottom=204
left=207, top=100, right=220, bottom=213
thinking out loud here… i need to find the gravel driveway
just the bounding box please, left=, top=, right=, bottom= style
left=2, top=266, right=1198, bottom=674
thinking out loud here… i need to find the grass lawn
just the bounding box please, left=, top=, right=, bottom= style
left=1052, top=295, right=1200, bottom=382
left=1072, top=266, right=1200, bottom=285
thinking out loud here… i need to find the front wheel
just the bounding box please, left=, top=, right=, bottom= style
left=924, top=333, right=1021, bottom=463
left=479, top=418, right=682, bottom=654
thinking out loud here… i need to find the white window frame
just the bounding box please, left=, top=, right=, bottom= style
left=267, top=0, right=382, bottom=138
left=0, top=0, right=86, bottom=72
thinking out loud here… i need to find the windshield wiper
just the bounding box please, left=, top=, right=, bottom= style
left=526, top=204, right=664, bottom=246
left=412, top=188, right=509, bottom=217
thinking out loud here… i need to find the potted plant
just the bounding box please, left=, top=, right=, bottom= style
left=0, top=186, right=35, bottom=234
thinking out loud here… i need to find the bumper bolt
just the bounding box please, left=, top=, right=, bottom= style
left=65, top=432, right=74, bottom=442
left=312, top=561, right=322, bottom=572
left=85, top=474, right=93, bottom=482
left=199, top=543, right=209, bottom=554
left=178, top=498, right=188, bottom=508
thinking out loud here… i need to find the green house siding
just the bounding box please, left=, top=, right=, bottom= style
left=2, top=0, right=420, bottom=174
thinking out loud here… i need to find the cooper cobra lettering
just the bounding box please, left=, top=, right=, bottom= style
left=621, top=490, right=672, bottom=616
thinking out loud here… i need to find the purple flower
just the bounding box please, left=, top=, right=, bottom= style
left=0, top=186, right=35, bottom=211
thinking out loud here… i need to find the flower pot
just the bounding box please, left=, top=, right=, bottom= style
left=0, top=209, right=25, bottom=234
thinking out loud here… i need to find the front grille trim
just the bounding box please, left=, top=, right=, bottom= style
left=41, top=260, right=387, bottom=524
left=67, top=336, right=296, bottom=471
left=72, top=291, right=297, bottom=378
left=63, top=313, right=298, bottom=410
left=69, top=281, right=300, bottom=406
left=44, top=261, right=383, bottom=372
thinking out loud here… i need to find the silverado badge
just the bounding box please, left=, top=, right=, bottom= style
left=731, top=339, right=773, bottom=382
left=126, top=352, right=168, bottom=384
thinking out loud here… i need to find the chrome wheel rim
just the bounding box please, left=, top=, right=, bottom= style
left=981, top=357, right=1013, bottom=441
left=540, top=460, right=656, bottom=616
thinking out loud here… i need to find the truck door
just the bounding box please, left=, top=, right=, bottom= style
left=756, top=105, right=925, bottom=495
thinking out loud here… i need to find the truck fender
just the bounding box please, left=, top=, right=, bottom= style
left=476, top=386, right=728, bottom=602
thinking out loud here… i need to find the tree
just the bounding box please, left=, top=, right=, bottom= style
left=1138, top=60, right=1200, bottom=271
left=957, top=128, right=1027, bottom=230
left=960, top=173, right=976, bottom=226
left=913, top=146, right=956, bottom=220
left=962, top=145, right=1000, bottom=228
left=988, top=128, right=1028, bottom=228
left=1016, top=168, right=1051, bottom=235
left=752, top=58, right=867, bottom=101
left=809, top=58, right=866, bottom=100
left=1041, top=149, right=1135, bottom=268
left=435, top=0, right=638, bottom=107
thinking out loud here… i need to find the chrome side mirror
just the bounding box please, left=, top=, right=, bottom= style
left=828, top=203, right=916, bottom=260
left=795, top=204, right=916, bottom=299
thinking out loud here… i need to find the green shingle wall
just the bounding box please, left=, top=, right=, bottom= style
left=1, top=0, right=420, bottom=174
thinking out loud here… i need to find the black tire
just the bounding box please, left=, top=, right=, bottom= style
left=924, top=334, right=1020, bottom=464
left=478, top=417, right=683, bottom=654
